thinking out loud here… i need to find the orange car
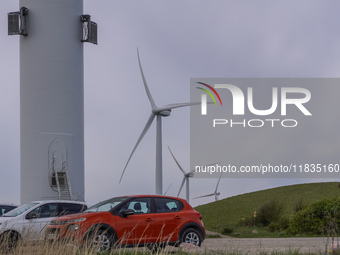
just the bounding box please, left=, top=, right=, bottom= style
left=45, top=195, right=205, bottom=252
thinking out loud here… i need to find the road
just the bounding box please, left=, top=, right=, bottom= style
left=200, top=237, right=336, bottom=254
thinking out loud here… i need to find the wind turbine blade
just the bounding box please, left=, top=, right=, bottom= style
left=155, top=102, right=200, bottom=113
left=163, top=183, right=172, bottom=196
left=177, top=177, right=186, bottom=197
left=194, top=193, right=215, bottom=199
left=215, top=173, right=223, bottom=193
left=137, top=48, right=156, bottom=109
left=168, top=146, right=186, bottom=175
left=119, top=113, right=155, bottom=183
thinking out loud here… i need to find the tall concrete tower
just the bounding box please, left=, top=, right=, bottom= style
left=8, top=1, right=97, bottom=204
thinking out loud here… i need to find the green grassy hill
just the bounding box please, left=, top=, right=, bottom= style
left=195, top=182, right=340, bottom=235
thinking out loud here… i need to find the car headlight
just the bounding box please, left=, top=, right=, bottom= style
left=67, top=218, right=86, bottom=223
left=49, top=217, right=86, bottom=225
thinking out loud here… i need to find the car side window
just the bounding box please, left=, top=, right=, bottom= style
left=59, top=203, right=87, bottom=216
left=119, top=198, right=151, bottom=215
left=0, top=206, right=15, bottom=216
left=155, top=198, right=183, bottom=213
left=28, top=203, right=59, bottom=219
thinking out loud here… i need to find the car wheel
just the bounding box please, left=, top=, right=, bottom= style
left=90, top=229, right=115, bottom=253
left=0, top=231, right=20, bottom=252
left=181, top=228, right=202, bottom=246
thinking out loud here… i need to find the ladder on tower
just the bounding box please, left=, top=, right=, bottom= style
left=53, top=160, right=73, bottom=200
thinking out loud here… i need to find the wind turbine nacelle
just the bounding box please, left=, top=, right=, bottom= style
left=159, top=110, right=171, bottom=117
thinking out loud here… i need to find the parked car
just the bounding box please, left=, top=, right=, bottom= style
left=0, top=204, right=17, bottom=217
left=0, top=200, right=87, bottom=249
left=45, top=195, right=205, bottom=252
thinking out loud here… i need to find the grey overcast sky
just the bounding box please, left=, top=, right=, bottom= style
left=1, top=1, right=340, bottom=206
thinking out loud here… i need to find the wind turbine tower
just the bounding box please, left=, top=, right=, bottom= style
left=8, top=1, right=97, bottom=204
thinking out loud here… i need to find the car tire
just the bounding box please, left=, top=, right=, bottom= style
left=181, top=228, right=202, bottom=247
left=89, top=229, right=115, bottom=253
left=0, top=231, right=20, bottom=252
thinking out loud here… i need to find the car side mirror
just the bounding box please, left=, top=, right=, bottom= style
left=121, top=209, right=134, bottom=217
left=26, top=213, right=37, bottom=220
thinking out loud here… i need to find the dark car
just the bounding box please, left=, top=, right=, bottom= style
left=0, top=204, right=17, bottom=216
left=45, top=195, right=205, bottom=252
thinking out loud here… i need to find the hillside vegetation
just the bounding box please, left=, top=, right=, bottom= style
left=195, top=182, right=340, bottom=237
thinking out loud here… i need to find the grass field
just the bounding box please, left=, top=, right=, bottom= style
left=195, top=182, right=340, bottom=237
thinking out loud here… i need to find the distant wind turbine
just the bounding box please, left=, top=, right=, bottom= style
left=168, top=146, right=219, bottom=204
left=119, top=49, right=199, bottom=195
left=194, top=173, right=223, bottom=202
left=168, top=146, right=195, bottom=203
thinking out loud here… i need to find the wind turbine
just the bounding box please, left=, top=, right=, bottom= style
left=194, top=173, right=223, bottom=202
left=119, top=49, right=198, bottom=195
left=168, top=146, right=219, bottom=203
left=168, top=146, right=194, bottom=203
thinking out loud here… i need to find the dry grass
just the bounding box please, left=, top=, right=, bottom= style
left=0, top=224, right=178, bottom=255
left=0, top=239, right=160, bottom=255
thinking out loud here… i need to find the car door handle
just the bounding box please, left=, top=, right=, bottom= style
left=145, top=218, right=153, bottom=222
left=174, top=216, right=182, bottom=220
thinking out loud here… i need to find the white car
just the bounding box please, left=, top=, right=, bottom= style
left=0, top=200, right=87, bottom=248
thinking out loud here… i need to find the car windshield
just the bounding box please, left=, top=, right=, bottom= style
left=85, top=197, right=129, bottom=213
left=3, top=202, right=39, bottom=217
